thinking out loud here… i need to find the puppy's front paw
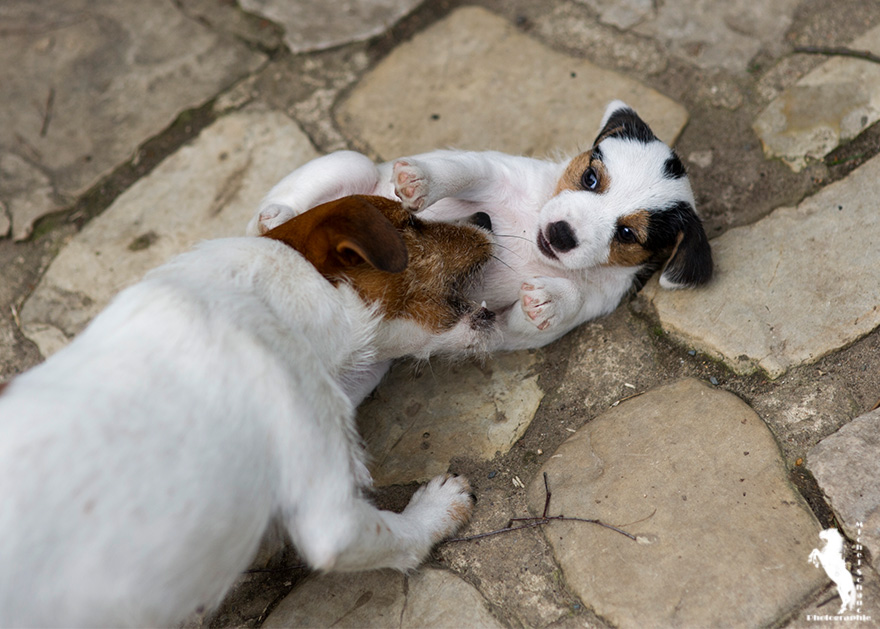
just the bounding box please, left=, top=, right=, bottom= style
left=520, top=280, right=557, bottom=330
left=403, top=474, right=474, bottom=544
left=393, top=160, right=430, bottom=211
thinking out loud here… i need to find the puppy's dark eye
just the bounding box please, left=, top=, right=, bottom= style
left=580, top=167, right=599, bottom=191
left=616, top=225, right=638, bottom=244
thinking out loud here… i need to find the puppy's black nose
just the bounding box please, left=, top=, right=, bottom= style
left=469, top=211, right=492, bottom=232
left=546, top=221, right=578, bottom=252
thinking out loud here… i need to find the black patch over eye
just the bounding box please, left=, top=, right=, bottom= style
left=664, top=154, right=687, bottom=179
left=581, top=167, right=599, bottom=191
left=616, top=225, right=638, bottom=244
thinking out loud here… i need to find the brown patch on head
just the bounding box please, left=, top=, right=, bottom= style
left=343, top=197, right=493, bottom=333
left=0, top=381, right=7, bottom=396
left=265, top=195, right=493, bottom=334
left=554, top=150, right=609, bottom=196
left=605, top=210, right=653, bottom=268
left=263, top=195, right=408, bottom=277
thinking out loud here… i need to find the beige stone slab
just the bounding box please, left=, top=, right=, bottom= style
left=0, top=0, right=265, bottom=240
left=643, top=152, right=880, bottom=379
left=358, top=352, right=544, bottom=486
left=808, top=408, right=880, bottom=574
left=337, top=6, right=687, bottom=159
left=754, top=24, right=880, bottom=172
left=529, top=378, right=825, bottom=628
left=19, top=109, right=319, bottom=358
left=264, top=569, right=502, bottom=628
left=239, top=0, right=422, bottom=54
left=630, top=0, right=800, bottom=73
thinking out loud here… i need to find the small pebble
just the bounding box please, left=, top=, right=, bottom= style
left=488, top=470, right=497, bottom=479
left=688, top=349, right=697, bottom=356
left=710, top=376, right=719, bottom=385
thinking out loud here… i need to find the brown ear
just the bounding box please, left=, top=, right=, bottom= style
left=263, top=195, right=408, bottom=278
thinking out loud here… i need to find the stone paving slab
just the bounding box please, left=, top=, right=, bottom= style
left=572, top=0, right=800, bottom=73
left=808, top=408, right=880, bottom=573
left=754, top=24, right=880, bottom=172
left=643, top=152, right=880, bottom=379
left=337, top=6, right=688, bottom=160
left=263, top=568, right=502, bottom=628
left=529, top=378, right=825, bottom=628
left=239, top=0, right=422, bottom=54
left=358, top=353, right=544, bottom=486
left=0, top=0, right=265, bottom=240
left=629, top=0, right=800, bottom=73
left=19, top=108, right=318, bottom=357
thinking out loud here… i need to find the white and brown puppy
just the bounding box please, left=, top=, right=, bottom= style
left=0, top=195, right=493, bottom=628
left=249, top=101, right=713, bottom=351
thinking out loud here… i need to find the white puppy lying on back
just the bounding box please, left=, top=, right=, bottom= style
left=0, top=195, right=494, bottom=628
left=249, top=101, right=713, bottom=351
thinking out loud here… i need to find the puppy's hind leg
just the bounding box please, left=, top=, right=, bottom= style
left=248, top=151, right=382, bottom=235
left=288, top=474, right=473, bottom=573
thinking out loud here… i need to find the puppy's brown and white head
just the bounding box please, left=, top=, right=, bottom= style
left=262, top=195, right=494, bottom=338
left=538, top=101, right=712, bottom=289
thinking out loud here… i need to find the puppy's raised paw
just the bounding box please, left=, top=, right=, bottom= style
left=520, top=280, right=556, bottom=331
left=403, top=473, right=474, bottom=544
left=393, top=160, right=430, bottom=211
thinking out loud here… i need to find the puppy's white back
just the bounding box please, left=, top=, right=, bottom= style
left=0, top=238, right=376, bottom=627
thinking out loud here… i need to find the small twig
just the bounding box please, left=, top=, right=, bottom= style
left=444, top=472, right=639, bottom=544
left=611, top=391, right=646, bottom=408
left=542, top=472, right=551, bottom=518
left=793, top=45, right=880, bottom=65
left=40, top=87, right=55, bottom=137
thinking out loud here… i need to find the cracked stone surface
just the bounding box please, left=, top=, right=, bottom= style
left=628, top=0, right=801, bottom=73
left=643, top=152, right=880, bottom=379
left=337, top=6, right=687, bottom=160
left=358, top=353, right=544, bottom=486
left=238, top=0, right=422, bottom=54
left=263, top=568, right=502, bottom=628
left=3, top=2, right=880, bottom=627
left=0, top=0, right=265, bottom=240
left=754, top=24, right=880, bottom=172
left=528, top=378, right=825, bottom=628
left=19, top=109, right=318, bottom=357
left=808, top=408, right=880, bottom=573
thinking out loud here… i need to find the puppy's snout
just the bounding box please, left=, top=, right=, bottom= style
left=546, top=221, right=578, bottom=252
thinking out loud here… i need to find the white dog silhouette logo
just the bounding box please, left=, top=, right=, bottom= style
left=809, top=528, right=856, bottom=615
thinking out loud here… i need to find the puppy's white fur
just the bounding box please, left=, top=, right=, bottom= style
left=0, top=232, right=475, bottom=627
left=248, top=101, right=712, bottom=351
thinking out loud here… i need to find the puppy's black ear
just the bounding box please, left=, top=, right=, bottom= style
left=594, top=100, right=658, bottom=145
left=659, top=204, right=713, bottom=289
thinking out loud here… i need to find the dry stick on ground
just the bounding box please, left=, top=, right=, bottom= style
left=793, top=46, right=880, bottom=65
left=443, top=472, right=639, bottom=544
left=39, top=87, right=55, bottom=138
